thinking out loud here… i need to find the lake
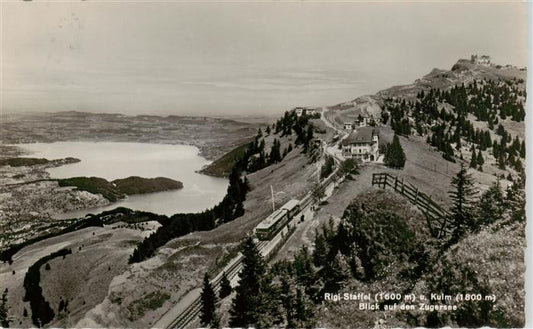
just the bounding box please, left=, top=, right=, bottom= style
left=19, top=142, right=228, bottom=218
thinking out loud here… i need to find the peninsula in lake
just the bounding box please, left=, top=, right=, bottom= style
left=57, top=176, right=183, bottom=202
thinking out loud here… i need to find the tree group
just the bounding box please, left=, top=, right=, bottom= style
left=384, top=135, right=406, bottom=168
left=382, top=78, right=525, bottom=171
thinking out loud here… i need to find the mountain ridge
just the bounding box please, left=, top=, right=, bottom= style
left=328, top=58, right=527, bottom=120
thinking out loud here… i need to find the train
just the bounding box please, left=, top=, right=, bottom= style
left=255, top=199, right=300, bottom=240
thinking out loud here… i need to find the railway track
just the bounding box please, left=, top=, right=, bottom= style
left=167, top=160, right=338, bottom=328
left=167, top=241, right=269, bottom=329
left=164, top=115, right=340, bottom=328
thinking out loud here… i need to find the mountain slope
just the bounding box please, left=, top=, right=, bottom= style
left=328, top=59, right=526, bottom=122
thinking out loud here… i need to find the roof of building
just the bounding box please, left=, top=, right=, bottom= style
left=256, top=209, right=287, bottom=230
left=281, top=199, right=299, bottom=212
left=341, top=127, right=379, bottom=145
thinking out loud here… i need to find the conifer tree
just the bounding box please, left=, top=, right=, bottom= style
left=323, top=252, right=350, bottom=293
left=484, top=131, right=492, bottom=148
left=311, top=182, right=325, bottom=206
left=269, top=139, right=282, bottom=164
left=496, top=124, right=505, bottom=136
left=384, top=135, right=406, bottom=168
left=0, top=289, right=9, bottom=328
left=498, top=154, right=506, bottom=170
left=303, top=125, right=314, bottom=152
left=287, top=287, right=314, bottom=328
left=449, top=164, right=478, bottom=241
left=58, top=298, right=65, bottom=312
left=475, top=181, right=505, bottom=229
left=505, top=179, right=526, bottom=223
left=470, top=147, right=477, bottom=168
left=477, top=149, right=484, bottom=167
left=312, top=231, right=328, bottom=267
left=320, top=155, right=335, bottom=179
left=229, top=237, right=267, bottom=328
left=200, top=273, right=217, bottom=327
left=219, top=272, right=232, bottom=299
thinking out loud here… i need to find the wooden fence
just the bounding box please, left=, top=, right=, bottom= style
left=372, top=173, right=451, bottom=238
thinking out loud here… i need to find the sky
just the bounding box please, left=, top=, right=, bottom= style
left=1, top=1, right=529, bottom=117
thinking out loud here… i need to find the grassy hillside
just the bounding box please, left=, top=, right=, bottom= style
left=199, top=142, right=251, bottom=177
left=328, top=59, right=526, bottom=131
left=425, top=221, right=525, bottom=327
left=328, top=58, right=525, bottom=188
left=308, top=187, right=525, bottom=328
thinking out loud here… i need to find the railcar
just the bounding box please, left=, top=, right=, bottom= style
left=281, top=199, right=300, bottom=219
left=255, top=199, right=300, bottom=240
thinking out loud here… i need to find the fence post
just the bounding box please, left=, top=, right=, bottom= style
left=370, top=174, right=449, bottom=240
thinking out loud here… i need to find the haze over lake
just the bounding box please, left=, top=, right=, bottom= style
left=20, top=142, right=228, bottom=217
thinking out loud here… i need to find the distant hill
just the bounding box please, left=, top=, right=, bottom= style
left=328, top=58, right=526, bottom=122
left=0, top=111, right=262, bottom=161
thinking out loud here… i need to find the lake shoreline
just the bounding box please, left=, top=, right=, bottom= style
left=0, top=141, right=229, bottom=249
left=1, top=112, right=263, bottom=161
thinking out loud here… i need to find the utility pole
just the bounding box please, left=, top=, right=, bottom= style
left=271, top=185, right=275, bottom=212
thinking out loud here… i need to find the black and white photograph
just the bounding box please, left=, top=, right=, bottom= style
left=0, top=1, right=529, bottom=328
